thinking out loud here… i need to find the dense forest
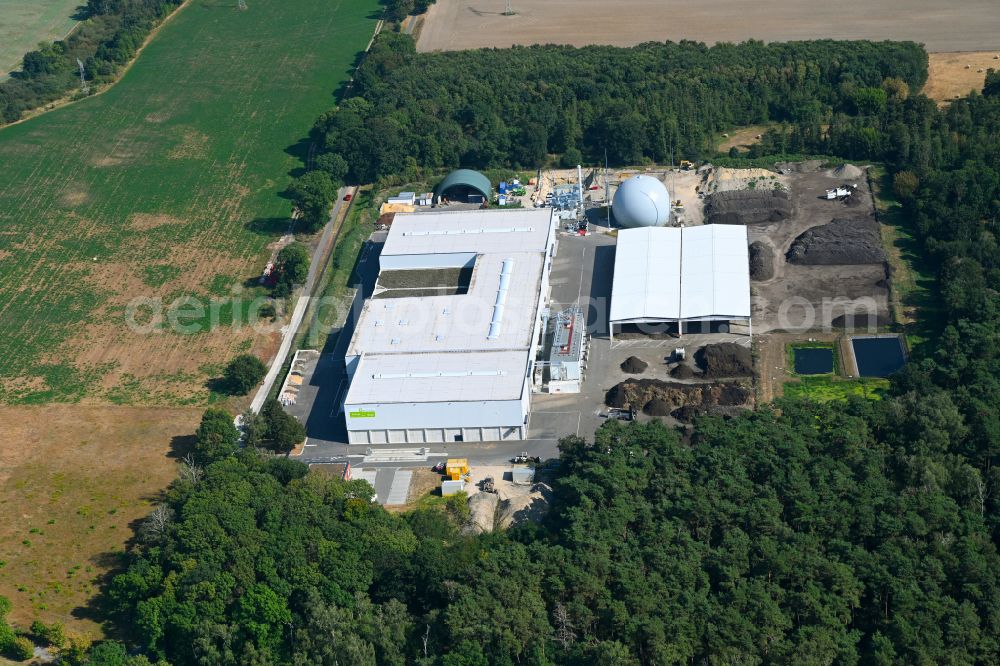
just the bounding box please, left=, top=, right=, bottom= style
left=75, top=41, right=1000, bottom=664
left=309, top=34, right=926, bottom=185
left=0, top=0, right=183, bottom=124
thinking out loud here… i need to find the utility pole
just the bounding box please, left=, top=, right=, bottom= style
left=76, top=58, right=89, bottom=95
left=504, top=0, right=514, bottom=15
left=605, top=149, right=611, bottom=227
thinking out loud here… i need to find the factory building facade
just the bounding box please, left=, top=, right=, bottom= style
left=343, top=208, right=557, bottom=445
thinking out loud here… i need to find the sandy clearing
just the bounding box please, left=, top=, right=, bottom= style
left=418, top=0, right=1000, bottom=53
left=718, top=126, right=767, bottom=153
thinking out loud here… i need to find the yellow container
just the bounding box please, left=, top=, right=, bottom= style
left=446, top=458, right=469, bottom=481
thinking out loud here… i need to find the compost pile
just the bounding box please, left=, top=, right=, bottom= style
left=463, top=492, right=499, bottom=535
left=672, top=403, right=749, bottom=423
left=606, top=378, right=752, bottom=413
left=620, top=356, right=648, bottom=374
left=842, top=191, right=865, bottom=207
left=644, top=398, right=673, bottom=416
left=786, top=218, right=885, bottom=265
left=705, top=190, right=791, bottom=225
left=696, top=343, right=753, bottom=378
left=832, top=163, right=864, bottom=179
left=748, top=241, right=775, bottom=281
left=831, top=312, right=891, bottom=329
left=670, top=363, right=697, bottom=379
left=497, top=484, right=553, bottom=530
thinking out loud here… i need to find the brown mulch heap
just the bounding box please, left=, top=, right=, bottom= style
left=786, top=217, right=885, bottom=265
left=605, top=383, right=629, bottom=409
left=644, top=398, right=673, bottom=416
left=605, top=378, right=753, bottom=412
left=620, top=356, right=649, bottom=374
left=749, top=241, right=775, bottom=281
left=672, top=404, right=751, bottom=423
left=842, top=192, right=864, bottom=207
left=670, top=363, right=696, bottom=379
left=705, top=189, right=792, bottom=225
left=696, top=343, right=753, bottom=378
left=830, top=313, right=891, bottom=329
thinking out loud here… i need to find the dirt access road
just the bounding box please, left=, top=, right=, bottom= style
left=418, top=0, right=1000, bottom=53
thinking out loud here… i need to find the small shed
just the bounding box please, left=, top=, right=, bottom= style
left=511, top=465, right=535, bottom=485
left=434, top=169, right=492, bottom=204
left=388, top=192, right=416, bottom=205
left=441, top=479, right=466, bottom=496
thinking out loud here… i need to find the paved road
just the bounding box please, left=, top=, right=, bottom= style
left=295, top=238, right=382, bottom=458
left=250, top=188, right=353, bottom=413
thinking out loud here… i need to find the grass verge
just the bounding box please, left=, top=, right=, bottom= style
left=870, top=166, right=940, bottom=352
left=783, top=375, right=890, bottom=402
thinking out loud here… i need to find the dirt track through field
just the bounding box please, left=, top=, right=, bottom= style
left=418, top=0, right=1000, bottom=53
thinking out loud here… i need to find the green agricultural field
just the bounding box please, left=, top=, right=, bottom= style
left=0, top=0, right=380, bottom=404
left=0, top=0, right=81, bottom=76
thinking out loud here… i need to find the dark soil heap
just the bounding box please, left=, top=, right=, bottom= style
left=696, top=343, right=753, bottom=378
left=672, top=404, right=750, bottom=423
left=670, top=364, right=696, bottom=379
left=644, top=398, right=673, bottom=416
left=620, top=356, right=649, bottom=374
left=748, top=241, right=775, bottom=281
left=705, top=189, right=792, bottom=225
left=831, top=312, right=891, bottom=329
left=606, top=378, right=752, bottom=412
left=786, top=217, right=885, bottom=265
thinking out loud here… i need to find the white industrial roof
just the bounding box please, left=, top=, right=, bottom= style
left=344, top=350, right=528, bottom=405
left=381, top=208, right=554, bottom=258
left=609, top=225, right=751, bottom=323
left=347, top=251, right=544, bottom=355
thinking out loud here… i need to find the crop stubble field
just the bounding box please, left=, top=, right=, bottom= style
left=0, top=0, right=379, bottom=406
left=418, top=0, right=1000, bottom=53
left=0, top=0, right=82, bottom=76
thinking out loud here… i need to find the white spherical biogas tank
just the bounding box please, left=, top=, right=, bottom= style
left=612, top=175, right=671, bottom=228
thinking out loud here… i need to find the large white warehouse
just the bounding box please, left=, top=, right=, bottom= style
left=343, top=208, right=557, bottom=445
left=609, top=225, right=752, bottom=337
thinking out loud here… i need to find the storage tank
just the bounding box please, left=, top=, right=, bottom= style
left=612, top=175, right=671, bottom=228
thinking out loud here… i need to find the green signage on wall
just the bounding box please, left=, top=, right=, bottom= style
left=349, top=410, right=376, bottom=418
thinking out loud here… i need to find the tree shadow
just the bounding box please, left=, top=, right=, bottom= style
left=587, top=244, right=615, bottom=336
left=246, top=216, right=291, bottom=236
left=205, top=376, right=236, bottom=396
left=70, top=4, right=94, bottom=20
left=285, top=137, right=313, bottom=178
left=169, top=433, right=198, bottom=461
